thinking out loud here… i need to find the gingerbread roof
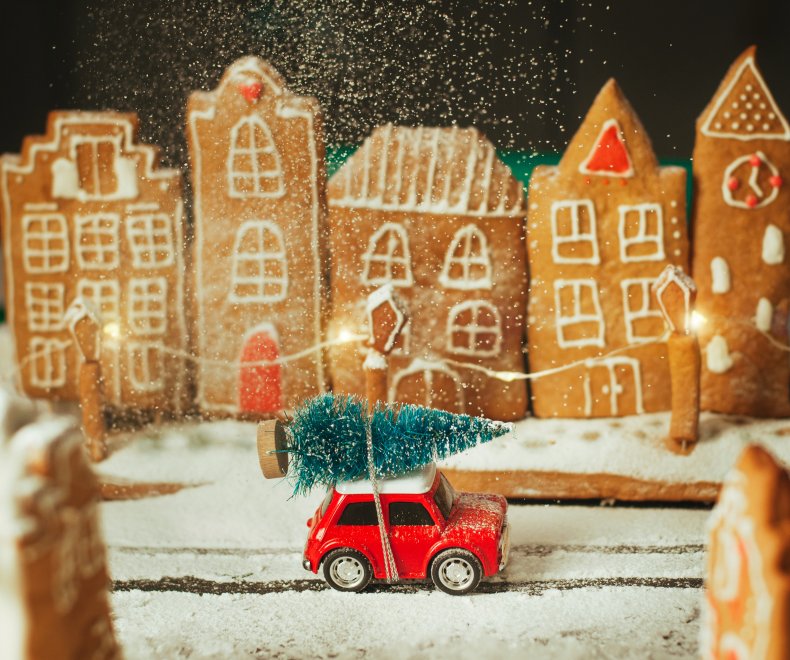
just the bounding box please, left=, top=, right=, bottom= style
left=699, top=46, right=790, bottom=142
left=327, top=124, right=525, bottom=217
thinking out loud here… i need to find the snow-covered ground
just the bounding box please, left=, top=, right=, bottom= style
left=98, top=420, right=709, bottom=658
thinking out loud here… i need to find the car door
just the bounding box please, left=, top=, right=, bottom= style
left=387, top=498, right=441, bottom=578
left=331, top=497, right=385, bottom=577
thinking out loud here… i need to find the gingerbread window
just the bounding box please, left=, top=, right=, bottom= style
left=227, top=115, right=285, bottom=198
left=29, top=337, right=67, bottom=389
left=25, top=283, right=65, bottom=332
left=127, top=341, right=164, bottom=391
left=75, top=213, right=119, bottom=270
left=618, top=204, right=665, bottom=262
left=362, top=223, right=413, bottom=287
left=128, top=277, right=168, bottom=335
left=72, top=136, right=120, bottom=199
left=550, top=200, right=600, bottom=264
left=77, top=279, right=120, bottom=325
left=23, top=214, right=69, bottom=274
left=230, top=220, right=288, bottom=303
left=446, top=301, right=502, bottom=357
left=620, top=278, right=665, bottom=344
left=554, top=279, right=605, bottom=348
left=439, top=224, right=492, bottom=290
left=126, top=214, right=174, bottom=268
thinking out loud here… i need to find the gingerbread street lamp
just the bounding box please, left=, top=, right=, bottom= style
left=652, top=265, right=700, bottom=454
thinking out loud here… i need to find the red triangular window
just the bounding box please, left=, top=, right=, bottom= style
left=580, top=119, right=633, bottom=177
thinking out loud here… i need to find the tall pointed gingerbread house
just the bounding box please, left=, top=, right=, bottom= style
left=187, top=57, right=329, bottom=416
left=692, top=47, right=790, bottom=417
left=526, top=79, right=689, bottom=417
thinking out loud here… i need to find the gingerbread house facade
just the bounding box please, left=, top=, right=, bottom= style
left=187, top=57, right=328, bottom=416
left=327, top=125, right=528, bottom=421
left=692, top=47, right=790, bottom=417
left=0, top=112, right=189, bottom=413
left=526, top=80, right=689, bottom=418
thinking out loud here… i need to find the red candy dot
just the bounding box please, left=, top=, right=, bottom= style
left=619, top=179, right=627, bottom=186
left=602, top=178, right=610, bottom=186
left=749, top=154, right=762, bottom=167
left=746, top=194, right=759, bottom=208
left=584, top=177, right=591, bottom=185
left=770, top=175, right=783, bottom=188
left=727, top=177, right=740, bottom=191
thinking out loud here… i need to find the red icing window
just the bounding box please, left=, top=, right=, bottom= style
left=580, top=119, right=632, bottom=177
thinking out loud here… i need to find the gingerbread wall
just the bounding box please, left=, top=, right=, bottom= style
left=692, top=47, right=790, bottom=417
left=0, top=111, right=189, bottom=414
left=187, top=57, right=328, bottom=415
left=327, top=125, right=528, bottom=421
left=526, top=80, right=689, bottom=418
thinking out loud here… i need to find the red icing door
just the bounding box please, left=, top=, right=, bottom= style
left=239, top=325, right=282, bottom=413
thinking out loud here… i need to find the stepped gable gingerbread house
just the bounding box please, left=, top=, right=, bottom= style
left=691, top=47, right=790, bottom=417
left=327, top=124, right=528, bottom=421
left=187, top=57, right=328, bottom=415
left=526, top=80, right=689, bottom=418
left=0, top=111, right=189, bottom=413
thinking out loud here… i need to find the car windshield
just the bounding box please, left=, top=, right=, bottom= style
left=433, top=474, right=455, bottom=520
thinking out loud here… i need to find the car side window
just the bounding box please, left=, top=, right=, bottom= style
left=389, top=501, right=435, bottom=526
left=337, top=501, right=378, bottom=526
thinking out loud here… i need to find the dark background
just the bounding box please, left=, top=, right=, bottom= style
left=2, top=0, right=790, bottom=167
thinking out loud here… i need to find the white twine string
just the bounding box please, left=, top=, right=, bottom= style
left=365, top=415, right=398, bottom=583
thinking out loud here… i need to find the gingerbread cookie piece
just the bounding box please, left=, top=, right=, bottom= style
left=702, top=444, right=790, bottom=659
left=526, top=79, right=689, bottom=418
left=0, top=111, right=189, bottom=414
left=187, top=57, right=329, bottom=416
left=0, top=389, right=120, bottom=659
left=691, top=47, right=790, bottom=417
left=327, top=125, right=528, bottom=421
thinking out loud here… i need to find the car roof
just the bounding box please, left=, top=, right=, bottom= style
left=336, top=462, right=437, bottom=495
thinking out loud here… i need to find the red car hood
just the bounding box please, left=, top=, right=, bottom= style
left=445, top=492, right=507, bottom=538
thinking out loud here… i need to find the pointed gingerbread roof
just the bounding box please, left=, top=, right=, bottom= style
left=700, top=46, right=790, bottom=142
left=559, top=79, right=659, bottom=178
left=327, top=124, right=525, bottom=217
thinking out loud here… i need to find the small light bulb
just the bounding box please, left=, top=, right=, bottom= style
left=337, top=328, right=355, bottom=343
left=691, top=311, right=706, bottom=332
left=103, top=322, right=121, bottom=339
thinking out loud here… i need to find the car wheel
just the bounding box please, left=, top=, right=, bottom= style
left=322, top=549, right=372, bottom=592
left=430, top=549, right=482, bottom=595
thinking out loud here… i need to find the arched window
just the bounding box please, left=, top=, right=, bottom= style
left=229, top=220, right=288, bottom=303
left=361, top=223, right=413, bottom=287
left=446, top=301, right=502, bottom=357
left=439, top=224, right=492, bottom=290
left=227, top=116, right=285, bottom=198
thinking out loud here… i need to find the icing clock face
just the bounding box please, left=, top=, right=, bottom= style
left=722, top=151, right=783, bottom=209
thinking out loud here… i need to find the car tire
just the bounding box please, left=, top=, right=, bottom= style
left=430, top=548, right=482, bottom=595
left=322, top=548, right=373, bottom=593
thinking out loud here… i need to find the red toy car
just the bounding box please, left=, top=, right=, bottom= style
left=302, top=463, right=510, bottom=594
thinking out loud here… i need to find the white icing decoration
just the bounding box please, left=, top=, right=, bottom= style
left=229, top=219, right=289, bottom=303
left=51, top=157, right=79, bottom=198
left=22, top=214, right=69, bottom=274
left=553, top=279, right=605, bottom=348
left=578, top=118, right=634, bottom=178
left=582, top=356, right=644, bottom=416
left=755, top=297, right=773, bottom=332
left=363, top=350, right=388, bottom=371
left=620, top=278, right=663, bottom=344
left=126, top=213, right=175, bottom=268
left=446, top=300, right=503, bottom=357
left=366, top=283, right=406, bottom=353
left=77, top=278, right=120, bottom=325
left=126, top=341, right=165, bottom=391
left=25, top=282, right=65, bottom=332
left=710, top=257, right=731, bottom=294
left=75, top=213, right=120, bottom=270
left=652, top=265, right=696, bottom=335
left=706, top=335, right=734, bottom=374
left=618, top=203, right=665, bottom=262
left=389, top=358, right=464, bottom=412
left=550, top=199, right=600, bottom=265
left=114, top=155, right=139, bottom=198
left=701, top=55, right=790, bottom=141
left=128, top=277, right=168, bottom=336
left=361, top=222, right=413, bottom=288
left=64, top=296, right=103, bottom=360
left=722, top=151, right=780, bottom=210
left=68, top=134, right=138, bottom=201
left=761, top=224, right=785, bottom=265
left=227, top=115, right=285, bottom=199
left=28, top=337, right=68, bottom=388
left=438, top=224, right=493, bottom=290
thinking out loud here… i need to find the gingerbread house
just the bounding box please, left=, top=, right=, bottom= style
left=526, top=80, right=689, bottom=418
left=691, top=47, right=790, bottom=417
left=0, top=390, right=119, bottom=659
left=0, top=112, right=189, bottom=414
left=327, top=125, right=528, bottom=421
left=701, top=445, right=790, bottom=658
left=187, top=57, right=328, bottom=415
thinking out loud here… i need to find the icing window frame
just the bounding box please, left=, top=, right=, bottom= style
left=75, top=213, right=120, bottom=270
left=553, top=279, right=605, bottom=349
left=550, top=199, right=600, bottom=265
left=620, top=278, right=665, bottom=344
left=128, top=277, right=168, bottom=336
left=70, top=134, right=121, bottom=200
left=361, top=222, right=414, bottom=288
left=25, top=282, right=65, bottom=332
left=446, top=300, right=503, bottom=358
left=438, top=224, right=493, bottom=291
left=77, top=278, right=120, bottom=326
left=227, top=115, right=285, bottom=199
left=22, top=213, right=70, bottom=274
left=28, top=336, right=67, bottom=389
left=127, top=341, right=165, bottom=392
left=126, top=213, right=175, bottom=269
left=618, top=203, right=666, bottom=263
left=229, top=219, right=289, bottom=303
